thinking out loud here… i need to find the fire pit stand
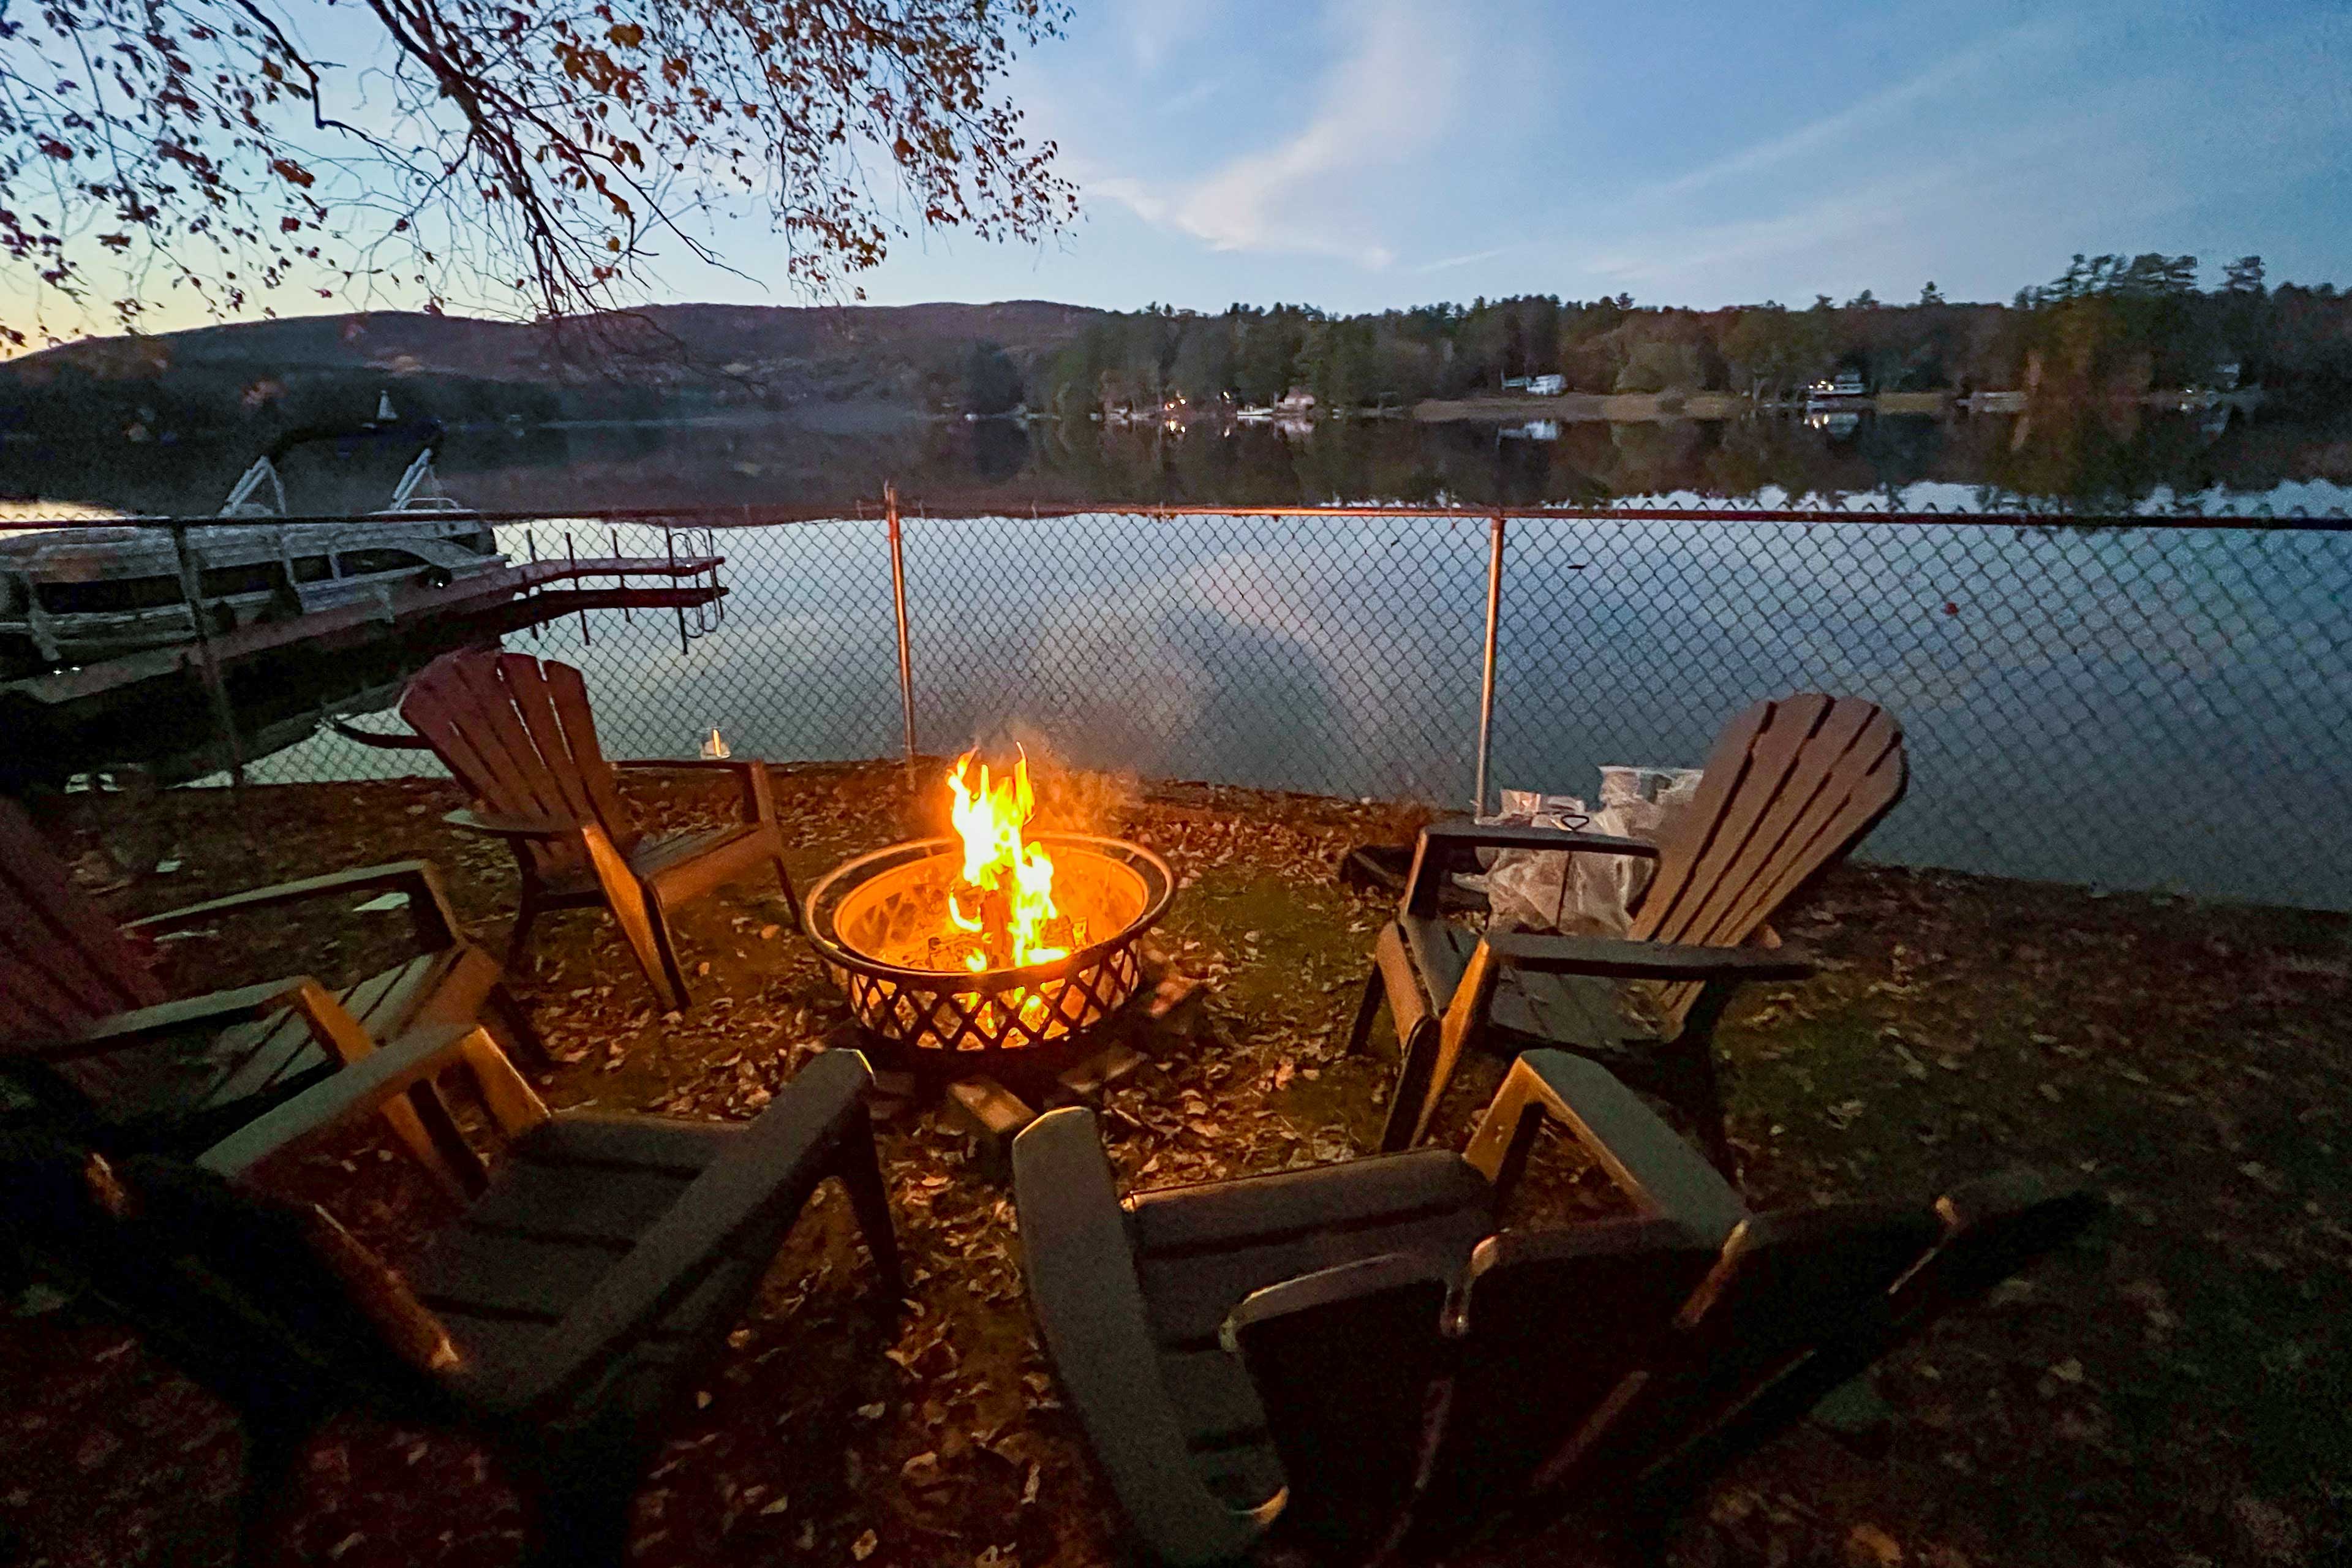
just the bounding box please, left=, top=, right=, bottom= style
left=801, top=832, right=1177, bottom=1082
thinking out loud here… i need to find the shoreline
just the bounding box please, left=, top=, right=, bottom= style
left=1414, top=390, right=1955, bottom=423
left=1411, top=387, right=2261, bottom=424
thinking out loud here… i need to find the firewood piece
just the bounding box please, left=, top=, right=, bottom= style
left=1051, top=1042, right=1148, bottom=1108
left=945, top=1076, right=1038, bottom=1179
left=1135, top=975, right=1207, bottom=1052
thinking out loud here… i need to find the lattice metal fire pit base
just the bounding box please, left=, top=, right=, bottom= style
left=802, top=833, right=1175, bottom=1077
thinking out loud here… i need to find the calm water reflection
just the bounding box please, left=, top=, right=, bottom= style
left=7, top=403, right=2352, bottom=517
left=11, top=409, right=2346, bottom=907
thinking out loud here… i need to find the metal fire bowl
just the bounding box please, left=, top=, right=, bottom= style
left=801, top=833, right=1175, bottom=1076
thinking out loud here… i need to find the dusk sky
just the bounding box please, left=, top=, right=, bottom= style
left=15, top=0, right=2352, bottom=337
left=674, top=0, right=2352, bottom=314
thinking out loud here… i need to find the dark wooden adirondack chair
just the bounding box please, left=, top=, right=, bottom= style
left=399, top=649, right=796, bottom=1011
left=1017, top=1049, right=2095, bottom=1566
left=0, top=796, right=540, bottom=1195
left=1348, top=692, right=1907, bottom=1167
left=4, top=1042, right=901, bottom=1568
left=1009, top=1047, right=1752, bottom=1567
left=1389, top=1074, right=2098, bottom=1555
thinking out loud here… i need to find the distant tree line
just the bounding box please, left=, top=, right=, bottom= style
left=0, top=360, right=701, bottom=459
left=1035, top=254, right=2352, bottom=415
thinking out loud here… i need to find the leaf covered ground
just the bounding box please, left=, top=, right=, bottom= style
left=3, top=766, right=2346, bottom=1568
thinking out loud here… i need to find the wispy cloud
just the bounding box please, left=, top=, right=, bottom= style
left=1572, top=9, right=2352, bottom=305
left=1414, top=243, right=1526, bottom=276
left=1159, top=75, right=1231, bottom=115
left=1097, top=0, right=1472, bottom=268
left=1117, top=0, right=1224, bottom=75
left=1652, top=18, right=2078, bottom=203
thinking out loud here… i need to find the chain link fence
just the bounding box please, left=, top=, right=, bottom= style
left=7, top=501, right=2348, bottom=908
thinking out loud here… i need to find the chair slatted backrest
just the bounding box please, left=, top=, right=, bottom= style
left=401, top=650, right=638, bottom=876
left=1409, top=1216, right=1721, bottom=1542
left=1579, top=1199, right=1943, bottom=1494
left=0, top=800, right=167, bottom=1099
left=1642, top=1172, right=2100, bottom=1494
left=1631, top=694, right=1907, bottom=1027
left=1226, top=1254, right=1454, bottom=1559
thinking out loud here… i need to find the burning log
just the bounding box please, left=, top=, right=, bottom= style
left=802, top=745, right=1174, bottom=1073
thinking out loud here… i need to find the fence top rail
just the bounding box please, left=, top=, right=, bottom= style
left=4, top=498, right=2349, bottom=532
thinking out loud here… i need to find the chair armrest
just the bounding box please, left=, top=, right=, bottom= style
left=1012, top=1109, right=1280, bottom=1566
left=325, top=717, right=437, bottom=750
left=500, top=1049, right=878, bottom=1418
left=194, top=1017, right=481, bottom=1180
left=1405, top=820, right=1657, bottom=915
left=33, top=976, right=352, bottom=1063
left=1422, top=820, right=1659, bottom=856
left=1464, top=1050, right=1749, bottom=1247
left=127, top=860, right=463, bottom=952
left=444, top=807, right=580, bottom=840
left=1480, top=931, right=1816, bottom=984
left=612, top=758, right=777, bottom=828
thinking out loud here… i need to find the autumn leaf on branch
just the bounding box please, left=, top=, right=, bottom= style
left=0, top=0, right=1077, bottom=342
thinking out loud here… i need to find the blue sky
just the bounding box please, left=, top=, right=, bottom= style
left=19, top=0, right=2352, bottom=337
left=750, top=0, right=2352, bottom=312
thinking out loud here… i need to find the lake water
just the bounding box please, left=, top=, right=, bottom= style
left=9, top=409, right=2350, bottom=908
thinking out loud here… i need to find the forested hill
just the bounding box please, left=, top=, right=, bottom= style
left=1041, top=256, right=2352, bottom=415
left=4, top=255, right=2350, bottom=448
left=0, top=301, right=1110, bottom=436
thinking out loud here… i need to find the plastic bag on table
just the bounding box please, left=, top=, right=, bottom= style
left=1480, top=791, right=1588, bottom=930
left=1481, top=766, right=1703, bottom=934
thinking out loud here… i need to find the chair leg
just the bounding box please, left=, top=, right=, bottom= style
left=235, top=1410, right=313, bottom=1567
left=523, top=1431, right=642, bottom=1568
left=646, top=905, right=693, bottom=1013
left=390, top=1078, right=491, bottom=1200
left=1642, top=1035, right=1735, bottom=1176
left=1394, top=938, right=1503, bottom=1151
left=1343, top=968, right=1385, bottom=1056
left=1684, top=1044, right=1735, bottom=1177
left=504, top=895, right=541, bottom=972
left=1378, top=1017, right=1441, bottom=1153
left=485, top=981, right=552, bottom=1073
left=773, top=856, right=804, bottom=933
left=834, top=1109, right=907, bottom=1301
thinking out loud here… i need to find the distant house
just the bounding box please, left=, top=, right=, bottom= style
left=1502, top=375, right=1531, bottom=391
left=1275, top=387, right=1317, bottom=414
left=1526, top=374, right=1567, bottom=397
left=1806, top=369, right=1869, bottom=403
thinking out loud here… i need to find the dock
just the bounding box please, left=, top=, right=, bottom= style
left=0, top=549, right=728, bottom=787
left=3, top=552, right=724, bottom=708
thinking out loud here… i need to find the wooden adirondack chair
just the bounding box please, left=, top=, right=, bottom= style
left=1013, top=1049, right=2095, bottom=1566
left=1395, top=1055, right=2098, bottom=1554
left=1009, top=1048, right=1757, bottom=1567
left=1348, top=692, right=1907, bottom=1167
left=0, top=796, right=541, bottom=1196
left=4, top=1042, right=902, bottom=1568
left=399, top=649, right=796, bottom=1011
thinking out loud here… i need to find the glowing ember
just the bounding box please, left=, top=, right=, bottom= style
left=940, top=748, right=1081, bottom=983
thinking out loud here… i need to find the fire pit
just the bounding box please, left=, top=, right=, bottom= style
left=802, top=753, right=1175, bottom=1075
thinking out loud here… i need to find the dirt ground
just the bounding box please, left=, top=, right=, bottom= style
left=3, top=765, right=2347, bottom=1568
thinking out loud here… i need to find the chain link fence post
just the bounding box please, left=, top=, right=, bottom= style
left=169, top=521, right=246, bottom=794
left=886, top=483, right=918, bottom=776
left=1473, top=511, right=1507, bottom=815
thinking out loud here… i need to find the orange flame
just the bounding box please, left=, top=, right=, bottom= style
left=945, top=748, right=1068, bottom=973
